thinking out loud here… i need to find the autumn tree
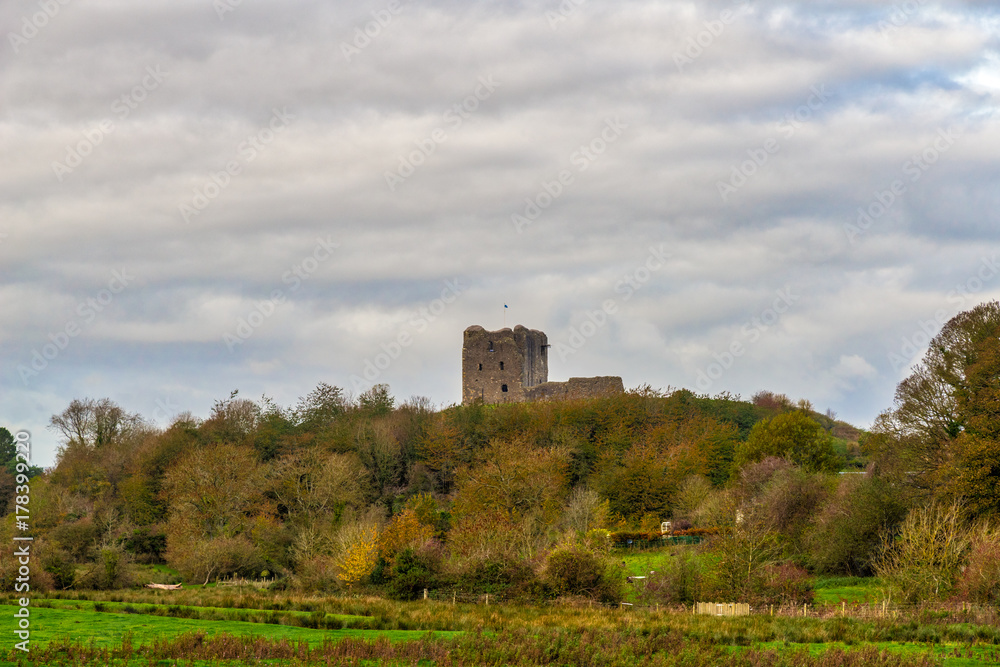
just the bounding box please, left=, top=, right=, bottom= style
left=452, top=439, right=570, bottom=524
left=162, top=443, right=273, bottom=582
left=269, top=449, right=366, bottom=525
left=378, top=508, right=434, bottom=563
left=952, top=310, right=1000, bottom=517
left=293, top=383, right=347, bottom=431
left=355, top=422, right=403, bottom=499
left=199, top=390, right=261, bottom=447
left=417, top=419, right=464, bottom=493
left=48, top=399, right=155, bottom=534
left=598, top=444, right=674, bottom=522
left=867, top=301, right=1000, bottom=511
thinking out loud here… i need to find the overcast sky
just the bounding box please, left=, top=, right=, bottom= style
left=3, top=0, right=999, bottom=466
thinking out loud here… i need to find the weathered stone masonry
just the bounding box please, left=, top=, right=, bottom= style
left=462, top=324, right=623, bottom=404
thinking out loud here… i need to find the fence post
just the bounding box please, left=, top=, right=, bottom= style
left=485, top=594, right=489, bottom=606
left=423, top=589, right=428, bottom=600
left=452, top=592, right=456, bottom=605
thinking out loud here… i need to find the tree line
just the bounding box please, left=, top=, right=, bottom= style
left=3, top=301, right=999, bottom=606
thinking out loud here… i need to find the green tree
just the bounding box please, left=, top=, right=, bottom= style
left=0, top=428, right=15, bottom=464
left=734, top=411, right=841, bottom=474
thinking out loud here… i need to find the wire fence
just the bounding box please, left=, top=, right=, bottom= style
left=611, top=536, right=703, bottom=550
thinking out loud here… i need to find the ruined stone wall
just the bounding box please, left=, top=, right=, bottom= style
left=462, top=325, right=548, bottom=404
left=524, top=376, right=624, bottom=402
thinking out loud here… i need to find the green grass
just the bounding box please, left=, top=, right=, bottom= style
left=620, top=549, right=678, bottom=577
left=10, top=580, right=1000, bottom=666
left=814, top=576, right=883, bottom=604
left=756, top=640, right=1000, bottom=666
left=15, top=606, right=458, bottom=649
left=27, top=598, right=376, bottom=626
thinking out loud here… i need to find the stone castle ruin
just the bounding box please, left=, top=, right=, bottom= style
left=462, top=325, right=624, bottom=404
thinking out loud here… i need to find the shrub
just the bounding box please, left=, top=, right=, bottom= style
left=805, top=474, right=906, bottom=575
left=955, top=526, right=1000, bottom=604
left=49, top=518, right=100, bottom=562
left=121, top=527, right=167, bottom=564
left=745, top=562, right=814, bottom=606
left=757, top=467, right=831, bottom=553
left=874, top=501, right=969, bottom=604
left=545, top=548, right=621, bottom=603
left=386, top=542, right=445, bottom=600
left=292, top=555, right=339, bottom=591
left=76, top=544, right=135, bottom=590
left=41, top=550, right=76, bottom=590
left=461, top=555, right=541, bottom=599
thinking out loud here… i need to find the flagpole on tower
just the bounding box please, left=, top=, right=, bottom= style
left=503, top=304, right=508, bottom=328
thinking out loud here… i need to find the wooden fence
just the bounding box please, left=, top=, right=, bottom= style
left=694, top=602, right=750, bottom=617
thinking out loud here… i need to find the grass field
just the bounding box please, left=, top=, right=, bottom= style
left=5, top=605, right=450, bottom=648
left=3, top=559, right=999, bottom=666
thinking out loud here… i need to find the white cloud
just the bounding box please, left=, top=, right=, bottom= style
left=3, top=0, right=1000, bottom=464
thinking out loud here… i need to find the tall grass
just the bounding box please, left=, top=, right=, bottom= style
left=5, top=590, right=1000, bottom=647
left=8, top=628, right=947, bottom=666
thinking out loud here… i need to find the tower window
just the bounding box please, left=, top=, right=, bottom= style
left=488, top=341, right=494, bottom=352
left=501, top=384, right=508, bottom=392
left=478, top=363, right=482, bottom=371
left=499, top=361, right=504, bottom=370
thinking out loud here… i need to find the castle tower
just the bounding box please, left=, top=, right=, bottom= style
left=462, top=325, right=548, bottom=404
